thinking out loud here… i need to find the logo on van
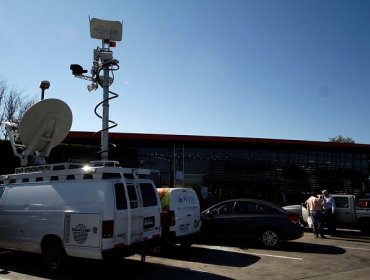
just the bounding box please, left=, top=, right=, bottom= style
left=177, top=196, right=196, bottom=204
left=72, top=224, right=91, bottom=244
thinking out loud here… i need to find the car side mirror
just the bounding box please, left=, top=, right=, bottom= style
left=205, top=210, right=214, bottom=218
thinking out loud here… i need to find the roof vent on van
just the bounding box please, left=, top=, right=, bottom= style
left=90, top=161, right=120, bottom=167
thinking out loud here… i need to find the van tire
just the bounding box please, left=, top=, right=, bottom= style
left=43, top=242, right=67, bottom=275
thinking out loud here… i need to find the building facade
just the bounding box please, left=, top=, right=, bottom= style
left=64, top=132, right=370, bottom=207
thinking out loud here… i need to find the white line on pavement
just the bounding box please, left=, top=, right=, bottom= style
left=249, top=252, right=303, bottom=260
left=341, top=246, right=370, bottom=251
left=196, top=245, right=303, bottom=261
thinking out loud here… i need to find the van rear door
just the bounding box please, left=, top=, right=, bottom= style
left=170, top=188, right=201, bottom=237
left=113, top=182, right=130, bottom=245
left=114, top=181, right=161, bottom=246
left=114, top=182, right=143, bottom=245
left=138, top=182, right=161, bottom=241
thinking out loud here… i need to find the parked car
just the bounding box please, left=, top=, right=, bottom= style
left=200, top=198, right=304, bottom=248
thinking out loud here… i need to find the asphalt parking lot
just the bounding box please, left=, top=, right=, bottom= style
left=1, top=228, right=370, bottom=280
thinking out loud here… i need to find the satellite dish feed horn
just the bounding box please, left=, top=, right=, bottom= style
left=16, top=98, right=73, bottom=166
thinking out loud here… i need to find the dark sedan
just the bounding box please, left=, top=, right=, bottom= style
left=201, top=198, right=304, bottom=248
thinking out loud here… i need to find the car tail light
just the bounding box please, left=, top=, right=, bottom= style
left=102, top=220, right=114, bottom=238
left=287, top=214, right=299, bottom=224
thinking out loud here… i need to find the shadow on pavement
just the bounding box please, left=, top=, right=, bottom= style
left=304, top=228, right=370, bottom=243
left=149, top=245, right=260, bottom=267
left=278, top=241, right=346, bottom=255
left=0, top=251, right=48, bottom=279
left=0, top=250, right=235, bottom=280
left=193, top=236, right=346, bottom=255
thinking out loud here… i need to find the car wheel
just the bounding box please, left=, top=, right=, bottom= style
left=260, top=229, right=280, bottom=248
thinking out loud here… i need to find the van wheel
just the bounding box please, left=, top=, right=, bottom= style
left=44, top=243, right=66, bottom=274
left=260, top=229, right=280, bottom=248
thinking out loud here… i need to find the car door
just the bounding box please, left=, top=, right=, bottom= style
left=232, top=201, right=258, bottom=238
left=202, top=201, right=236, bottom=236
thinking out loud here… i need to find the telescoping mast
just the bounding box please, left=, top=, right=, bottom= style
left=70, top=17, right=123, bottom=161
left=4, top=18, right=123, bottom=167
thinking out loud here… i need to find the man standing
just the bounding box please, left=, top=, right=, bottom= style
left=322, top=189, right=336, bottom=236
left=306, top=191, right=325, bottom=238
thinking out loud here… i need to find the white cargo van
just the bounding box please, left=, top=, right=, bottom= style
left=0, top=161, right=162, bottom=273
left=157, top=187, right=201, bottom=248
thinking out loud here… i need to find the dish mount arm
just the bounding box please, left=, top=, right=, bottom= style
left=4, top=115, right=59, bottom=166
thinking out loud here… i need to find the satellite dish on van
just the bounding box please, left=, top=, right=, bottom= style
left=19, top=98, right=73, bottom=159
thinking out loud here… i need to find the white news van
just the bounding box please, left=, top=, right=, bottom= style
left=0, top=18, right=163, bottom=275
left=0, top=161, right=162, bottom=273
left=157, top=187, right=201, bottom=248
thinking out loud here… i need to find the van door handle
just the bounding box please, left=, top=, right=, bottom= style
left=187, top=214, right=192, bottom=217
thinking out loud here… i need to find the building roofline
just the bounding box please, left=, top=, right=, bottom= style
left=66, top=131, right=370, bottom=151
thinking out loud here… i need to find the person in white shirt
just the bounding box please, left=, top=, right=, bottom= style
left=322, top=189, right=336, bottom=236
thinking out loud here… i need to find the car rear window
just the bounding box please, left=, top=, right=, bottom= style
left=234, top=201, right=257, bottom=214
left=256, top=203, right=280, bottom=214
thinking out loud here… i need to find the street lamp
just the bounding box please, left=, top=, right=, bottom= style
left=40, top=80, right=50, bottom=100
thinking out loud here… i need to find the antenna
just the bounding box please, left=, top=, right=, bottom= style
left=5, top=98, right=73, bottom=166
left=70, top=17, right=122, bottom=161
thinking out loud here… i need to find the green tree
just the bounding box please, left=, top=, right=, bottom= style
left=328, top=135, right=355, bottom=144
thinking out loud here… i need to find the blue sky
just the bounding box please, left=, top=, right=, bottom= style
left=1, top=0, right=370, bottom=143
